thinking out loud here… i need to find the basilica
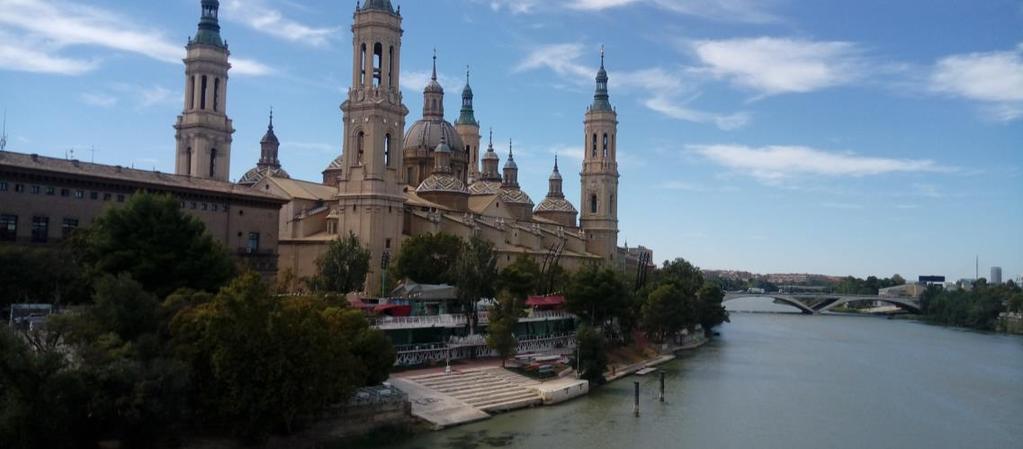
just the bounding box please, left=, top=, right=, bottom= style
left=173, top=0, right=629, bottom=293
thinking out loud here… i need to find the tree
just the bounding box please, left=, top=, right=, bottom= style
left=170, top=273, right=392, bottom=441
left=486, top=293, right=519, bottom=368
left=565, top=265, right=630, bottom=329
left=74, top=192, right=235, bottom=298
left=697, top=282, right=729, bottom=335
left=575, top=325, right=608, bottom=385
left=392, top=232, right=463, bottom=285
left=0, top=245, right=89, bottom=308
left=452, top=236, right=498, bottom=332
left=641, top=284, right=688, bottom=342
left=891, top=274, right=906, bottom=285
left=308, top=232, right=371, bottom=294
left=497, top=255, right=541, bottom=301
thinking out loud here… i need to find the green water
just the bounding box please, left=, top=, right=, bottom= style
left=378, top=300, right=1023, bottom=449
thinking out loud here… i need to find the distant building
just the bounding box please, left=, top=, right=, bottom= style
left=918, top=275, right=945, bottom=285
left=879, top=283, right=926, bottom=299
left=990, top=267, right=1002, bottom=284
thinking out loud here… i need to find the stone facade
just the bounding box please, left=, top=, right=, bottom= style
left=0, top=151, right=286, bottom=276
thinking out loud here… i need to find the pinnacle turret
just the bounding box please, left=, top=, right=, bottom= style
left=192, top=0, right=225, bottom=48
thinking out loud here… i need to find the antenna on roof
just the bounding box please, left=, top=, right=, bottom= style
left=0, top=108, right=7, bottom=152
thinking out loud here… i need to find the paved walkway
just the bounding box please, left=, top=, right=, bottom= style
left=388, top=376, right=490, bottom=430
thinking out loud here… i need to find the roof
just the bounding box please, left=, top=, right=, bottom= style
left=361, top=0, right=395, bottom=13
left=0, top=151, right=285, bottom=204
left=417, top=174, right=468, bottom=194
left=526, top=295, right=566, bottom=307
left=264, top=176, right=336, bottom=201
left=238, top=166, right=290, bottom=186
left=535, top=196, right=578, bottom=214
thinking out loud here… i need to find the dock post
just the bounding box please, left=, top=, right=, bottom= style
left=633, top=381, right=640, bottom=417
left=659, top=371, right=665, bottom=402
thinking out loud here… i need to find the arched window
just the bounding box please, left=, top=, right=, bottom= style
left=213, top=78, right=220, bottom=112
left=591, top=134, right=597, bottom=157
left=360, top=43, right=367, bottom=86
left=209, top=148, right=217, bottom=177
left=384, top=133, right=392, bottom=166
left=432, top=98, right=437, bottom=112
left=186, top=147, right=192, bottom=176
left=389, top=46, right=395, bottom=88
left=189, top=76, right=196, bottom=110
left=602, top=133, right=609, bottom=158
left=373, top=43, right=383, bottom=87
left=200, top=75, right=208, bottom=110
left=590, top=194, right=598, bottom=214
left=356, top=131, right=365, bottom=164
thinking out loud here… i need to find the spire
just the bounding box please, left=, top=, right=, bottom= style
left=268, top=107, right=274, bottom=130
left=456, top=65, right=478, bottom=126
left=432, top=49, right=438, bottom=81
left=423, top=49, right=445, bottom=118
left=192, top=0, right=225, bottom=48
left=591, top=45, right=612, bottom=112
left=502, top=138, right=518, bottom=188
left=547, top=154, right=564, bottom=197
left=259, top=108, right=280, bottom=168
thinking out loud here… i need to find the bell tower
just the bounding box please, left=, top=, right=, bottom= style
left=175, top=0, right=234, bottom=181
left=455, top=66, right=481, bottom=181
left=579, top=47, right=620, bottom=263
left=334, top=0, right=408, bottom=294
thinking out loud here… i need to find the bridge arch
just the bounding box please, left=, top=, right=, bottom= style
left=817, top=297, right=922, bottom=314
left=723, top=294, right=817, bottom=315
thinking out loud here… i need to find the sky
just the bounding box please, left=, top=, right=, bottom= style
left=0, top=0, right=1021, bottom=281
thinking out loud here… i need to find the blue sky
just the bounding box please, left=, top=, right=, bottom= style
left=1, top=0, right=1021, bottom=281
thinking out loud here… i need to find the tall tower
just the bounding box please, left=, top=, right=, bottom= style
left=175, top=0, right=234, bottom=181
left=334, top=0, right=408, bottom=293
left=579, top=48, right=619, bottom=263
left=455, top=67, right=481, bottom=181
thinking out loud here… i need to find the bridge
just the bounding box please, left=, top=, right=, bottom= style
left=723, top=292, right=921, bottom=315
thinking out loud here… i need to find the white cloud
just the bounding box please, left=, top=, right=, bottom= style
left=658, top=180, right=738, bottom=192
left=79, top=92, right=117, bottom=108
left=401, top=69, right=463, bottom=93
left=517, top=43, right=750, bottom=129
left=232, top=58, right=275, bottom=77
left=484, top=0, right=778, bottom=23
left=221, top=0, right=337, bottom=47
left=0, top=0, right=271, bottom=76
left=690, top=144, right=952, bottom=182
left=645, top=97, right=750, bottom=130
left=929, top=44, right=1023, bottom=122
left=691, top=37, right=864, bottom=96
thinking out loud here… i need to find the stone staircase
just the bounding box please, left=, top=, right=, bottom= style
left=407, top=368, right=541, bottom=413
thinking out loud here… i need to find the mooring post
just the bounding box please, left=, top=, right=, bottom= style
left=659, top=371, right=665, bottom=402
left=634, top=381, right=640, bottom=417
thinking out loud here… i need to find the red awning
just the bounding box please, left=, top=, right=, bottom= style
left=373, top=304, right=412, bottom=316
left=526, top=295, right=566, bottom=307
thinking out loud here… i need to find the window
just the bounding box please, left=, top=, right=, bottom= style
left=0, top=182, right=6, bottom=192
left=31, top=216, right=48, bottom=243
left=62, top=218, right=78, bottom=239
left=213, top=78, right=220, bottom=112
left=602, top=133, right=609, bottom=158
left=191, top=202, right=197, bottom=210
left=211, top=204, right=219, bottom=212
left=74, top=190, right=84, bottom=199
left=209, top=148, right=217, bottom=177
left=201, top=202, right=208, bottom=211
left=247, top=232, right=260, bottom=252
left=103, top=193, right=112, bottom=201
left=200, top=75, right=208, bottom=110
left=186, top=147, right=192, bottom=176
left=385, top=238, right=391, bottom=250
left=388, top=46, right=395, bottom=88
left=407, top=167, right=414, bottom=184
left=592, top=134, right=597, bottom=157
left=385, top=133, right=392, bottom=166
left=590, top=194, right=598, bottom=214
left=14, top=184, right=24, bottom=193
left=32, top=185, right=40, bottom=194
left=60, top=188, right=69, bottom=197
left=356, top=132, right=365, bottom=164
left=360, top=43, right=367, bottom=86
left=189, top=76, right=196, bottom=109
left=373, top=43, right=383, bottom=87
left=90, top=191, right=98, bottom=200
left=46, top=186, right=55, bottom=196
left=0, top=214, right=16, bottom=241
left=117, top=194, right=125, bottom=203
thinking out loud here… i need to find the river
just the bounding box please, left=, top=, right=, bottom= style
left=376, top=298, right=1023, bottom=449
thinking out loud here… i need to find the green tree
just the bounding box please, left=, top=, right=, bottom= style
left=575, top=325, right=608, bottom=385
left=697, top=282, right=729, bottom=335
left=171, top=273, right=391, bottom=441
left=74, top=192, right=235, bottom=298
left=392, top=232, right=463, bottom=285
left=641, top=284, right=687, bottom=342
left=0, top=245, right=89, bottom=308
left=486, top=294, right=519, bottom=368
left=565, top=265, right=630, bottom=329
left=497, top=256, right=541, bottom=301
left=453, top=236, right=498, bottom=332
left=308, top=232, right=371, bottom=294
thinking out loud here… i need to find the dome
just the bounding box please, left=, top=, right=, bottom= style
left=468, top=180, right=501, bottom=196
left=260, top=127, right=279, bottom=145
left=361, top=0, right=394, bottom=13
left=535, top=197, right=577, bottom=214
left=417, top=174, right=468, bottom=194
left=239, top=166, right=290, bottom=186
left=499, top=188, right=534, bottom=206
left=404, top=119, right=465, bottom=155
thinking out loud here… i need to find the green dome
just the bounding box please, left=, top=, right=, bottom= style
left=362, top=0, right=395, bottom=13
